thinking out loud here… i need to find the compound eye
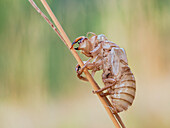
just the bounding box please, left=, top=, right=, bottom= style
left=70, top=36, right=84, bottom=49
left=77, top=39, right=81, bottom=44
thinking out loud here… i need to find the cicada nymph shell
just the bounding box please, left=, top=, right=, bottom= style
left=102, top=47, right=136, bottom=113
left=71, top=32, right=136, bottom=113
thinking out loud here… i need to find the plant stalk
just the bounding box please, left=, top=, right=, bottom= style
left=29, top=0, right=126, bottom=127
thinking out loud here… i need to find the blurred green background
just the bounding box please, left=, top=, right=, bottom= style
left=0, top=0, right=170, bottom=128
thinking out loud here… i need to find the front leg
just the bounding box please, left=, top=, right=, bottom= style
left=77, top=58, right=93, bottom=75
left=75, top=59, right=96, bottom=81
left=75, top=56, right=103, bottom=81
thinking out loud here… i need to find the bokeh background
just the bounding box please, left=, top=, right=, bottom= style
left=0, top=0, right=170, bottom=128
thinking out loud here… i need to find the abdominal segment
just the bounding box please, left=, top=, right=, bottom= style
left=108, top=71, right=136, bottom=113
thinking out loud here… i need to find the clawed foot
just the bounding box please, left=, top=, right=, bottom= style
left=75, top=64, right=88, bottom=81
left=92, top=90, right=101, bottom=94
left=75, top=59, right=94, bottom=82
left=92, top=90, right=110, bottom=97
left=75, top=65, right=81, bottom=75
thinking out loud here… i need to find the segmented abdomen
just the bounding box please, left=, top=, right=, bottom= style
left=108, top=68, right=136, bottom=113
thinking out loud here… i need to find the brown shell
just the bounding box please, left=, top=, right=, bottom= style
left=102, top=46, right=136, bottom=113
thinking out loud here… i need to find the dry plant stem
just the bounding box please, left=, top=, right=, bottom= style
left=29, top=0, right=125, bottom=128
left=28, top=0, right=67, bottom=46
left=115, top=114, right=126, bottom=128
left=40, top=0, right=124, bottom=128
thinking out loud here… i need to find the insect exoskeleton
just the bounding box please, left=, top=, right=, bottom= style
left=71, top=32, right=136, bottom=113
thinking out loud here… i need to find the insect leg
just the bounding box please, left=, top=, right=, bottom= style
left=93, top=83, right=115, bottom=94
left=76, top=63, right=95, bottom=80
left=93, top=78, right=116, bottom=95
left=99, top=92, right=111, bottom=97
left=77, top=73, right=88, bottom=81
left=75, top=58, right=95, bottom=81
left=93, top=89, right=112, bottom=97
left=75, top=56, right=102, bottom=81
left=76, top=64, right=88, bottom=81
left=77, top=58, right=93, bottom=75
left=103, top=78, right=116, bottom=84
